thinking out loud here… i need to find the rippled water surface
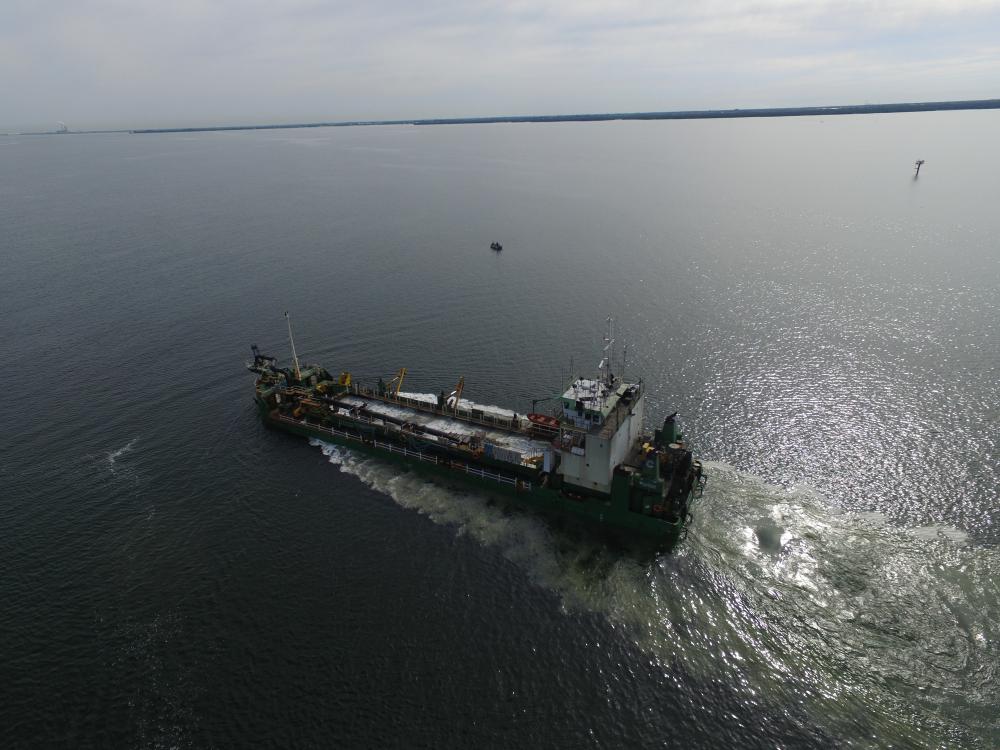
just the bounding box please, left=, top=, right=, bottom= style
left=2, top=112, right=998, bottom=748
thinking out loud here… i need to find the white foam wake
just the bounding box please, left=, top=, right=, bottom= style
left=107, top=437, right=139, bottom=472
left=309, top=439, right=998, bottom=747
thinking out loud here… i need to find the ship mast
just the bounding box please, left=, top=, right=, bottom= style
left=601, top=315, right=614, bottom=386
left=285, top=311, right=301, bottom=380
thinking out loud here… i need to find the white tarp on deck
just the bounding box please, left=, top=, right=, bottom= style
left=340, top=394, right=547, bottom=458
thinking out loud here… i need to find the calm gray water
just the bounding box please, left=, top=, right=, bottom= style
left=2, top=112, right=998, bottom=748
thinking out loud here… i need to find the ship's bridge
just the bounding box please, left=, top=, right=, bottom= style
left=561, top=377, right=641, bottom=436
left=558, top=376, right=645, bottom=494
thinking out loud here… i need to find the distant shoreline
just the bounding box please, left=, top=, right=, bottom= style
left=11, top=98, right=1000, bottom=136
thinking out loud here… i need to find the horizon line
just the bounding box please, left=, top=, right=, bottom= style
left=11, top=98, right=1000, bottom=136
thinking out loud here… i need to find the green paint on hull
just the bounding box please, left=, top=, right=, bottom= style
left=262, top=410, right=687, bottom=545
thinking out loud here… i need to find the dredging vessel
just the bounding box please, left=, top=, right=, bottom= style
left=248, top=316, right=705, bottom=544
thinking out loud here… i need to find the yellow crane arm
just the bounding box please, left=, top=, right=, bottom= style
left=451, top=376, right=464, bottom=412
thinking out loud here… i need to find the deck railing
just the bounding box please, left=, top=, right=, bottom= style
left=274, top=414, right=530, bottom=491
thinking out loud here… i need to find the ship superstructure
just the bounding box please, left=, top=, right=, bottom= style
left=248, top=317, right=704, bottom=544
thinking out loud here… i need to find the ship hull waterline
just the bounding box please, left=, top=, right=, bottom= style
left=258, top=407, right=687, bottom=546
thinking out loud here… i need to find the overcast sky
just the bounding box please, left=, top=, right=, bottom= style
left=3, top=0, right=1000, bottom=130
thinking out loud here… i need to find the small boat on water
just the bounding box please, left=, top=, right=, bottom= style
left=490, top=241, right=503, bottom=251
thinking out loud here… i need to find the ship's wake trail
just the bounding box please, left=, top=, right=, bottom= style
left=311, top=440, right=999, bottom=748
left=107, top=437, right=138, bottom=470
left=102, top=438, right=142, bottom=484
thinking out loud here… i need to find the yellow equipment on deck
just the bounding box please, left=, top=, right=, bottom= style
left=387, top=367, right=407, bottom=397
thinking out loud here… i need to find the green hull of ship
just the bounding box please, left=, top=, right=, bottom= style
left=259, top=405, right=687, bottom=545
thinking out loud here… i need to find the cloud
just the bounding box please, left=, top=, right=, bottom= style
left=1, top=0, right=999, bottom=129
